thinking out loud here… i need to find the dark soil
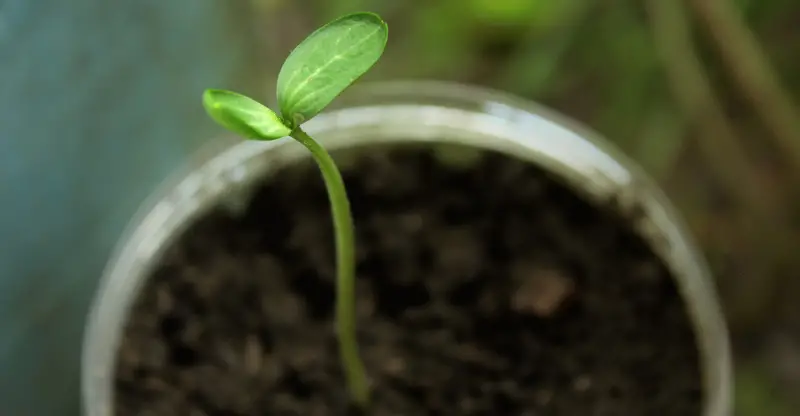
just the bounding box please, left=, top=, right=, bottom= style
left=114, top=146, right=702, bottom=415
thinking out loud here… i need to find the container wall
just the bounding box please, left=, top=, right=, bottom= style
left=0, top=1, right=255, bottom=414
left=82, top=81, right=732, bottom=416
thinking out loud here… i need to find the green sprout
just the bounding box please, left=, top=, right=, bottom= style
left=202, top=12, right=387, bottom=409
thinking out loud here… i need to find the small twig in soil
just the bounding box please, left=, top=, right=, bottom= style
left=511, top=264, right=575, bottom=318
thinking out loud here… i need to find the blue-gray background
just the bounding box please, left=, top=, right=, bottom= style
left=0, top=1, right=255, bottom=414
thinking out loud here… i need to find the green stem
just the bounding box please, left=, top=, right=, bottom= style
left=290, top=127, right=369, bottom=408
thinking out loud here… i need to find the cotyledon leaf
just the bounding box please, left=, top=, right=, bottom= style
left=277, top=12, right=388, bottom=128
left=203, top=89, right=291, bottom=140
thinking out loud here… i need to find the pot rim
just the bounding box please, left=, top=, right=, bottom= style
left=82, top=80, right=732, bottom=416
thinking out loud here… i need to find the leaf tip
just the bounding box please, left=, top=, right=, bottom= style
left=202, top=88, right=234, bottom=116
left=201, top=88, right=291, bottom=141
left=348, top=11, right=388, bottom=41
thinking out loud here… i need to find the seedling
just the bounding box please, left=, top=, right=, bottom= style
left=202, top=12, right=387, bottom=409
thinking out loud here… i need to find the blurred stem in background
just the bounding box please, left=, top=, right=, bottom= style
left=647, top=0, right=794, bottom=335
left=687, top=0, right=800, bottom=181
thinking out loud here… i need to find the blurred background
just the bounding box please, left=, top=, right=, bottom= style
left=1, top=0, right=798, bottom=414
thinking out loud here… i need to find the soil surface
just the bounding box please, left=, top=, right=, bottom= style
left=115, top=146, right=702, bottom=415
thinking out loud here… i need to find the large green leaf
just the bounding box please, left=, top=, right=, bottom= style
left=202, top=89, right=291, bottom=140
left=277, top=12, right=388, bottom=128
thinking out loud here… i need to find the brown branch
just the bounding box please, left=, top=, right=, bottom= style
left=646, top=0, right=781, bottom=220
left=647, top=0, right=791, bottom=331
left=685, top=0, right=800, bottom=178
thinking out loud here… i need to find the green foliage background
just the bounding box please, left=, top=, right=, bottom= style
left=239, top=1, right=800, bottom=413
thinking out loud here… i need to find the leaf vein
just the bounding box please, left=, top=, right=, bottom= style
left=283, top=26, right=382, bottom=115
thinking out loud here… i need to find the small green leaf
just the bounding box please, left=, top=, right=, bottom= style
left=277, top=12, right=388, bottom=127
left=203, top=89, right=291, bottom=140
